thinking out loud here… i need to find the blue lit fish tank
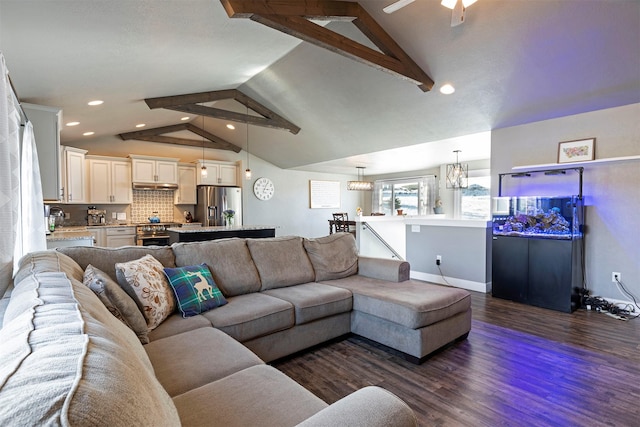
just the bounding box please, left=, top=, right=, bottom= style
left=492, top=196, right=583, bottom=239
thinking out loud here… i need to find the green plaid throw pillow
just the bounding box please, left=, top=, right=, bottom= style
left=163, top=264, right=227, bottom=317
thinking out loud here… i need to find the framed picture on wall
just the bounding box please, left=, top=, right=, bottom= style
left=309, top=180, right=340, bottom=209
left=557, top=138, right=596, bottom=163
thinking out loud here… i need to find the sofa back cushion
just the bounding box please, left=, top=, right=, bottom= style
left=0, top=271, right=180, bottom=426
left=303, top=233, right=359, bottom=281
left=172, top=239, right=262, bottom=297
left=56, top=246, right=176, bottom=283
left=246, top=236, right=316, bottom=290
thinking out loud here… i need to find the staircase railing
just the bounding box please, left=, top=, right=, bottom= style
left=360, top=222, right=404, bottom=260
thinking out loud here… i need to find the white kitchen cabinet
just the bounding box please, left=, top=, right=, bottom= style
left=88, top=227, right=105, bottom=247
left=62, top=146, right=87, bottom=203
left=196, top=161, right=237, bottom=186
left=105, top=226, right=136, bottom=247
left=175, top=164, right=197, bottom=205
left=87, top=156, right=132, bottom=204
left=23, top=103, right=63, bottom=202
left=130, top=155, right=178, bottom=184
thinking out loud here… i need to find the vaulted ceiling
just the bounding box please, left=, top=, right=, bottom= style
left=1, top=0, right=638, bottom=175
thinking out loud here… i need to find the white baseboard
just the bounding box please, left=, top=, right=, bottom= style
left=410, top=271, right=491, bottom=293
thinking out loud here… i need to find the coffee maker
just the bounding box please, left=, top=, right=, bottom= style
left=87, top=207, right=106, bottom=226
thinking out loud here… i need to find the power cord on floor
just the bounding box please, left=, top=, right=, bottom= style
left=582, top=280, right=639, bottom=321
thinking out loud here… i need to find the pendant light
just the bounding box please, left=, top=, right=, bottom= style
left=446, top=150, right=468, bottom=189
left=245, top=105, right=252, bottom=180
left=347, top=166, right=374, bottom=191
left=200, top=115, right=208, bottom=177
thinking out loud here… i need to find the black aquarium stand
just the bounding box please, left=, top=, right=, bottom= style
left=492, top=235, right=583, bottom=313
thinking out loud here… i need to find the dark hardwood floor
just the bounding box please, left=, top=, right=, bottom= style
left=273, top=292, right=640, bottom=427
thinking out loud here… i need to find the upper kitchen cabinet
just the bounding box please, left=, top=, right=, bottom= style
left=175, top=164, right=197, bottom=205
left=196, top=160, right=237, bottom=186
left=87, top=156, right=132, bottom=204
left=62, top=146, right=87, bottom=203
left=23, top=103, right=62, bottom=201
left=130, top=155, right=178, bottom=185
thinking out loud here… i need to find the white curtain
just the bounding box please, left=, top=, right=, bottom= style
left=0, top=52, right=46, bottom=297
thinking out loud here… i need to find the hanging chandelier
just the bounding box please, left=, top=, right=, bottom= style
left=446, top=150, right=468, bottom=189
left=347, top=166, right=374, bottom=191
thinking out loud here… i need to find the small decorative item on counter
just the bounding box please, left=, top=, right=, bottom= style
left=48, top=216, right=56, bottom=232
left=148, top=212, right=161, bottom=223
left=223, top=209, right=235, bottom=227
left=433, top=198, right=443, bottom=214
left=356, top=207, right=362, bottom=217
left=396, top=209, right=403, bottom=216
left=183, top=211, right=193, bottom=223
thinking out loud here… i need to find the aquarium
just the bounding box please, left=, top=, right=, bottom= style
left=492, top=196, right=583, bottom=239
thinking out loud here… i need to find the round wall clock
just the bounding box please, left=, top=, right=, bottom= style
left=253, top=177, right=275, bottom=200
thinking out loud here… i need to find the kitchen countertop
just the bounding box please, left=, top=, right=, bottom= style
left=166, top=225, right=276, bottom=233
left=46, top=229, right=94, bottom=242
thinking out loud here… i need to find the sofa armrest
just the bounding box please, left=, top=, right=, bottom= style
left=358, top=256, right=410, bottom=282
left=296, top=386, right=417, bottom=427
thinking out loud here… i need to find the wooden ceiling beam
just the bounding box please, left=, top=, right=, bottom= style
left=221, top=0, right=434, bottom=91
left=118, top=123, right=242, bottom=152
left=144, top=88, right=301, bottom=134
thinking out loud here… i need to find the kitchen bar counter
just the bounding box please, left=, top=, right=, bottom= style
left=167, top=225, right=276, bottom=243
left=46, top=229, right=94, bottom=249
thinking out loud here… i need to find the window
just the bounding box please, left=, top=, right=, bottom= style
left=460, top=174, right=491, bottom=220
left=372, top=176, right=436, bottom=216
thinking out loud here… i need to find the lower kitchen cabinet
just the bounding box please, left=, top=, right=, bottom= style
left=492, top=235, right=583, bottom=313
left=105, top=226, right=136, bottom=247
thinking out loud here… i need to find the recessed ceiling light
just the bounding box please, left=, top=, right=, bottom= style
left=66, top=121, right=80, bottom=126
left=226, top=124, right=236, bottom=130
left=440, top=84, right=455, bottom=95
left=83, top=131, right=95, bottom=136
left=180, top=116, right=190, bottom=121
left=87, top=100, right=103, bottom=106
left=135, top=124, right=146, bottom=128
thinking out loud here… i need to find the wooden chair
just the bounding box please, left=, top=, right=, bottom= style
left=332, top=212, right=350, bottom=233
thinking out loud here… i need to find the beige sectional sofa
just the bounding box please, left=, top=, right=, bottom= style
left=0, top=232, right=471, bottom=426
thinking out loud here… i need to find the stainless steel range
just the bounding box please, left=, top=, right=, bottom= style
left=135, top=223, right=179, bottom=246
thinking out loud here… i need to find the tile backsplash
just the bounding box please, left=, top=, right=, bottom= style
left=131, top=190, right=176, bottom=223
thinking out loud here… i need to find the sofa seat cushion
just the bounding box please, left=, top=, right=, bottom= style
left=324, top=276, right=471, bottom=329
left=247, top=236, right=315, bottom=290
left=147, top=312, right=213, bottom=341
left=57, top=245, right=176, bottom=282
left=303, top=233, right=359, bottom=281
left=201, top=293, right=294, bottom=342
left=173, top=365, right=328, bottom=427
left=0, top=272, right=180, bottom=426
left=145, top=327, right=264, bottom=397
left=172, top=238, right=262, bottom=297
left=263, top=283, right=353, bottom=325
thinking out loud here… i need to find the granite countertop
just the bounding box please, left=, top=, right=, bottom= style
left=167, top=225, right=276, bottom=233
left=46, top=229, right=94, bottom=242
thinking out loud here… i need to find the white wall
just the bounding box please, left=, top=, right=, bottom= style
left=241, top=155, right=363, bottom=237
left=491, top=103, right=640, bottom=303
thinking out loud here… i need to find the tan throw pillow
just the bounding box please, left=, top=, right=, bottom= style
left=115, top=254, right=175, bottom=330
left=83, top=264, right=150, bottom=344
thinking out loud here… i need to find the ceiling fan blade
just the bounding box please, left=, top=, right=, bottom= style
left=383, top=0, right=416, bottom=14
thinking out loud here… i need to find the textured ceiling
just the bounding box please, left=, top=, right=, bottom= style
left=1, top=0, right=638, bottom=175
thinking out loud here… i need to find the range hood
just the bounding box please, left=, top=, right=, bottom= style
left=132, top=182, right=178, bottom=191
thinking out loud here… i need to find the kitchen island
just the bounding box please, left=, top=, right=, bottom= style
left=167, top=225, right=276, bottom=243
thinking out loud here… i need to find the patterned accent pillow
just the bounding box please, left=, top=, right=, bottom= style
left=163, top=264, right=227, bottom=317
left=115, top=254, right=175, bottom=330
left=83, top=264, right=150, bottom=344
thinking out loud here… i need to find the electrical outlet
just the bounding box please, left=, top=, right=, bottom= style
left=612, top=272, right=621, bottom=283
left=436, top=255, right=442, bottom=266
left=112, top=212, right=117, bottom=219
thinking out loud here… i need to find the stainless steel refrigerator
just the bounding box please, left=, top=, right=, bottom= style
left=195, top=186, right=242, bottom=227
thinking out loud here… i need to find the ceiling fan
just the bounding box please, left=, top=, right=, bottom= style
left=383, top=0, right=479, bottom=27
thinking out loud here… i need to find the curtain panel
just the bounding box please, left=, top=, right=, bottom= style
left=0, top=52, right=46, bottom=298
